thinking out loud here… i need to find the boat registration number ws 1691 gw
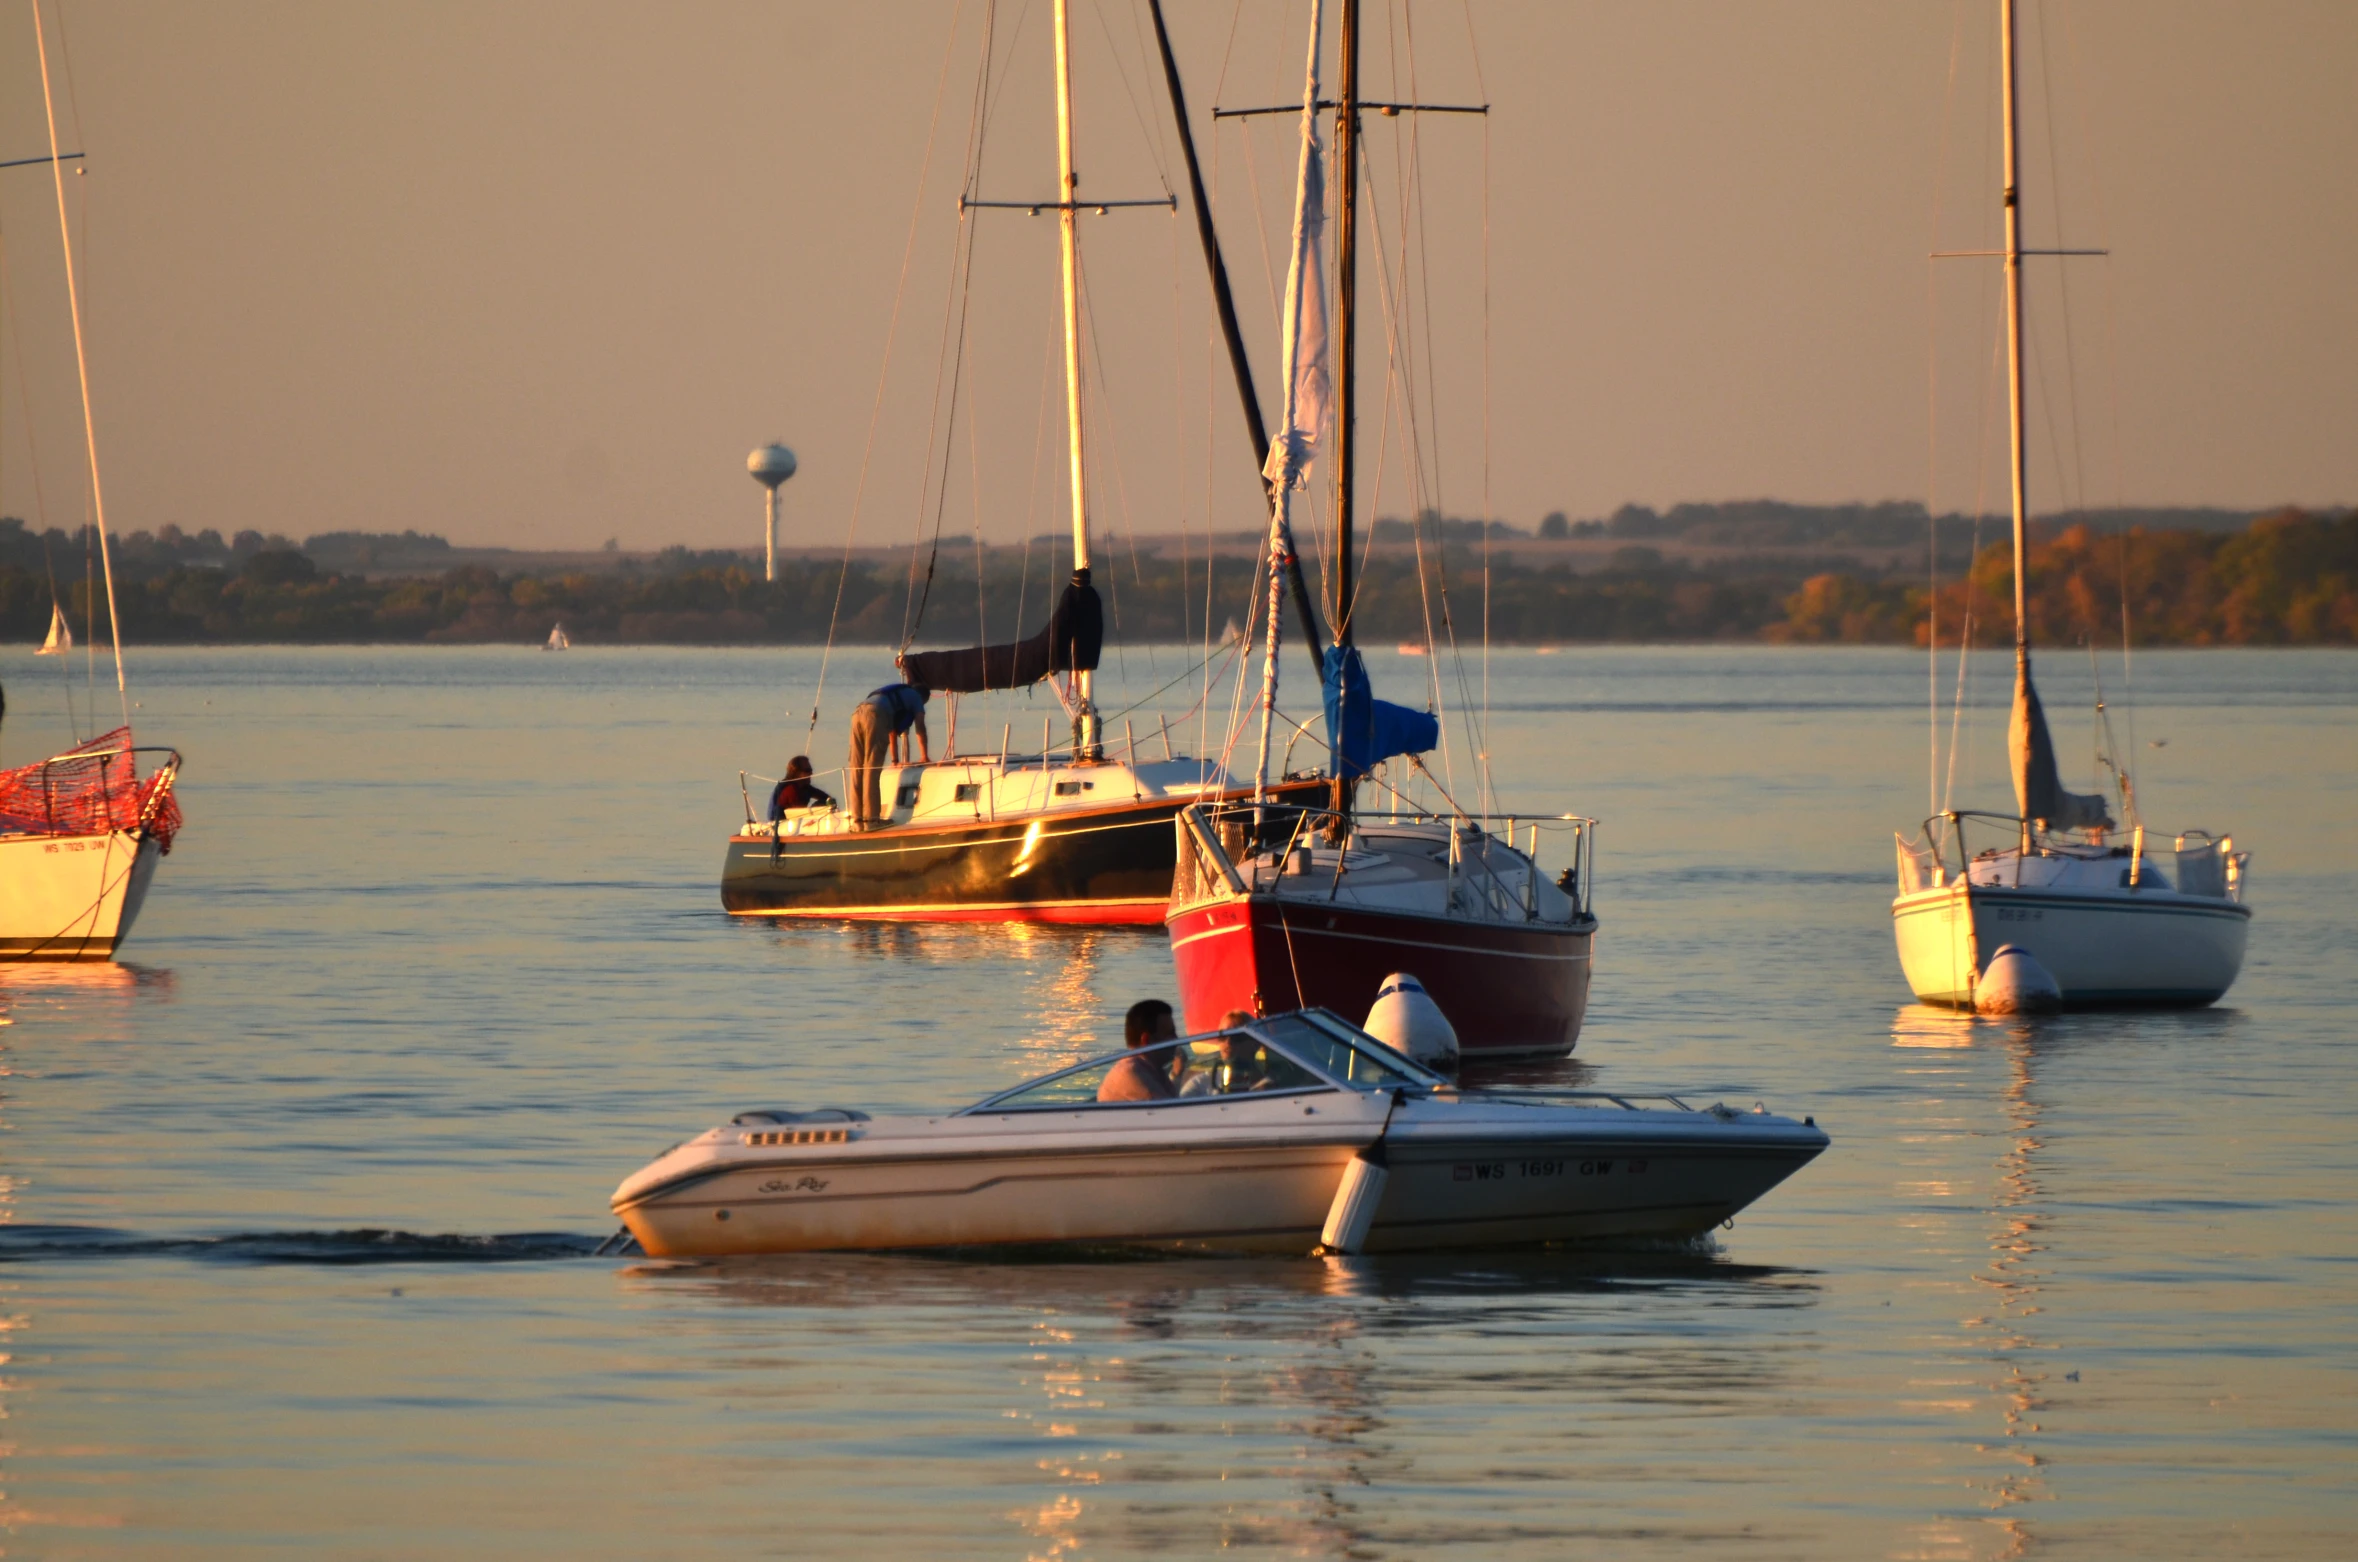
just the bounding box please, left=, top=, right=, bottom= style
left=1453, top=1158, right=1648, bottom=1182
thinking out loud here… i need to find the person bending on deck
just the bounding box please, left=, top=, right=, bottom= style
left=768, top=756, right=834, bottom=821
left=847, top=683, right=930, bottom=829
left=1099, top=999, right=1180, bottom=1103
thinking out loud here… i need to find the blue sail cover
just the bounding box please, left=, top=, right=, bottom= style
left=1322, top=645, right=1439, bottom=781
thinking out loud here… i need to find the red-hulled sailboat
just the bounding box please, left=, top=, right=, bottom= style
left=1164, top=0, right=1599, bottom=1057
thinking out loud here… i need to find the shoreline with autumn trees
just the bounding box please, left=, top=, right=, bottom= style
left=2, top=503, right=2349, bottom=649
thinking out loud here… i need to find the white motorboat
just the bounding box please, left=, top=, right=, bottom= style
left=610, top=1009, right=1827, bottom=1259
left=1889, top=0, right=2248, bottom=1009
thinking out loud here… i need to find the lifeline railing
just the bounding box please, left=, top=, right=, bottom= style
left=1896, top=809, right=2245, bottom=902
left=0, top=739, right=183, bottom=849
left=1175, top=800, right=1598, bottom=922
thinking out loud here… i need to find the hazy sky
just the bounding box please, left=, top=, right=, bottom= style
left=1, top=1, right=2351, bottom=555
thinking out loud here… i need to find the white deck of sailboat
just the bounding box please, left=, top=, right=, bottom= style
left=1229, top=819, right=1584, bottom=926
left=1891, top=826, right=2251, bottom=1005
left=742, top=755, right=1241, bottom=839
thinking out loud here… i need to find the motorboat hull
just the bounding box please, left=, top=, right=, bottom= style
left=614, top=1097, right=1823, bottom=1259
left=1167, top=895, right=1596, bottom=1057
left=0, top=831, right=161, bottom=961
left=724, top=779, right=1322, bottom=924
left=1892, top=881, right=2251, bottom=1007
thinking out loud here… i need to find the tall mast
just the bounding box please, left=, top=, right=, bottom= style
left=1052, top=0, right=1098, bottom=756
left=2001, top=0, right=2029, bottom=666
left=34, top=0, right=128, bottom=727
left=1144, top=0, right=1329, bottom=667
left=1331, top=0, right=1360, bottom=649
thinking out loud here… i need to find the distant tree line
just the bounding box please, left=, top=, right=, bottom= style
left=2, top=507, right=2348, bottom=648
left=1772, top=509, right=2358, bottom=647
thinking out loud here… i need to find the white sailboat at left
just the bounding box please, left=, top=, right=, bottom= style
left=1, top=4, right=185, bottom=961
left=545, top=623, right=570, bottom=651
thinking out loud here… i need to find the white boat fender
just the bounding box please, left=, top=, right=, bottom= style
left=1318, top=1090, right=1406, bottom=1257
left=1319, top=1141, right=1390, bottom=1257
left=1362, top=972, right=1459, bottom=1072
left=1975, top=944, right=2062, bottom=1015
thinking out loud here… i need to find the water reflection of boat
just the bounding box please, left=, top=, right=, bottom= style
left=612, top=1009, right=1826, bottom=1258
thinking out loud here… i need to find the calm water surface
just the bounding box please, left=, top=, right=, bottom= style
left=0, top=646, right=2352, bottom=1558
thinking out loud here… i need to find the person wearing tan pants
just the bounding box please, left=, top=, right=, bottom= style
left=847, top=683, right=930, bottom=828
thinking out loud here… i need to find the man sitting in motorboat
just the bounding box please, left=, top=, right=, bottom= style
left=1098, top=999, right=1180, bottom=1102
left=767, top=756, right=834, bottom=821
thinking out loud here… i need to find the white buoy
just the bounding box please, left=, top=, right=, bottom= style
left=1362, top=972, right=1459, bottom=1071
left=1975, top=944, right=2062, bottom=1015
left=1319, top=1145, right=1389, bottom=1256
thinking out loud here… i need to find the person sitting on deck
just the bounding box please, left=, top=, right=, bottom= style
left=1098, top=999, right=1180, bottom=1103
left=767, top=756, right=834, bottom=821
left=847, top=683, right=931, bottom=829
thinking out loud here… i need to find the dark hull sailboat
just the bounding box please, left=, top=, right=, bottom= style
left=718, top=1, right=1315, bottom=928
left=724, top=765, right=1323, bottom=924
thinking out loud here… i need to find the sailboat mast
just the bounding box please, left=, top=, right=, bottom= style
left=33, top=1, right=127, bottom=727
left=2001, top=0, right=2029, bottom=663
left=1052, top=0, right=1098, bottom=755
left=1331, top=0, right=1361, bottom=649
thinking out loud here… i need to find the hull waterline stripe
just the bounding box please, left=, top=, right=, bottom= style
left=1169, top=915, right=1592, bottom=962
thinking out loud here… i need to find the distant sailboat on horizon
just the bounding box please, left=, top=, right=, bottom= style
left=36, top=603, right=72, bottom=655
left=545, top=623, right=570, bottom=651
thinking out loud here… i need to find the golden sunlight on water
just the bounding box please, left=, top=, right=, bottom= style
left=0, top=646, right=2350, bottom=1557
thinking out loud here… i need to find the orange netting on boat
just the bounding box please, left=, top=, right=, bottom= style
left=0, top=726, right=182, bottom=853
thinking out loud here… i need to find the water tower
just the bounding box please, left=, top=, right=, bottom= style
left=747, top=442, right=798, bottom=582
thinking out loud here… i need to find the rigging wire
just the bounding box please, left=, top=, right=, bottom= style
left=803, top=0, right=974, bottom=750
left=901, top=0, right=1002, bottom=649
left=0, top=220, right=82, bottom=741
left=2056, top=0, right=2140, bottom=795
left=1926, top=0, right=1968, bottom=816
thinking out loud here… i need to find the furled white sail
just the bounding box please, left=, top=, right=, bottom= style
left=2008, top=649, right=2111, bottom=832
left=1260, top=0, right=1332, bottom=495
left=36, top=604, right=72, bottom=655
left=1253, top=0, right=1328, bottom=800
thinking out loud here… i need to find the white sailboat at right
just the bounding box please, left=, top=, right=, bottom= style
left=1891, top=0, right=2250, bottom=1011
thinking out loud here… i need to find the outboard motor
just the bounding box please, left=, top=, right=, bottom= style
left=1363, top=972, right=1459, bottom=1072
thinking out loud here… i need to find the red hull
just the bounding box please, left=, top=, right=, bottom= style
left=1167, top=895, right=1595, bottom=1057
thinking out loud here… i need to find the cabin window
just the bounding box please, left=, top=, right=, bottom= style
left=896, top=784, right=921, bottom=808
left=1053, top=780, right=1093, bottom=797
left=954, top=783, right=982, bottom=803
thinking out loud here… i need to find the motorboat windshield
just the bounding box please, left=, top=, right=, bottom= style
left=963, top=1008, right=1441, bottom=1115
